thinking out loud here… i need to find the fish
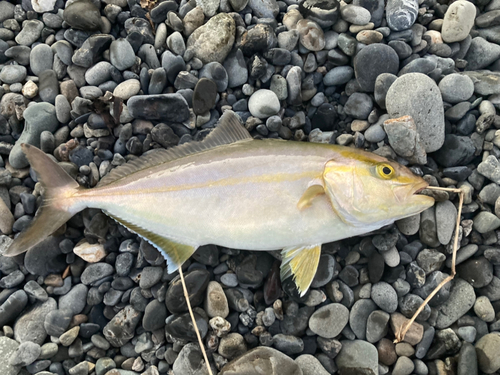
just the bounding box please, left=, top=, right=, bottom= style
left=3, top=111, right=435, bottom=295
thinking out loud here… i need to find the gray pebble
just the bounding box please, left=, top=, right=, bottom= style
left=30, top=44, right=54, bottom=76
left=0, top=65, right=27, bottom=84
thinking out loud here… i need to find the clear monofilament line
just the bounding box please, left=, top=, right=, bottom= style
left=394, top=185, right=465, bottom=343
left=178, top=266, right=214, bottom=375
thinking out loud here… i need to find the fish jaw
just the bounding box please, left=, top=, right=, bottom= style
left=393, top=180, right=435, bottom=220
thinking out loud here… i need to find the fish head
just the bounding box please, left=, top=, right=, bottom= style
left=322, top=148, right=435, bottom=226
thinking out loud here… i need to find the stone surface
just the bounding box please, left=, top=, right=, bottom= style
left=441, top=0, right=477, bottom=43
left=14, top=298, right=57, bottom=345
left=354, top=43, right=399, bottom=92
left=436, top=278, right=475, bottom=329
left=336, top=340, right=378, bottom=375
left=0, top=337, right=20, bottom=375
left=476, top=333, right=500, bottom=374
left=386, top=73, right=445, bottom=152
left=309, top=303, right=349, bottom=338
left=186, top=13, right=236, bottom=64
left=128, top=94, right=190, bottom=122
left=248, top=89, right=281, bottom=119
left=220, top=346, right=302, bottom=374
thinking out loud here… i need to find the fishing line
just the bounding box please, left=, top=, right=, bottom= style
left=394, top=185, right=465, bottom=343
left=178, top=266, right=214, bottom=375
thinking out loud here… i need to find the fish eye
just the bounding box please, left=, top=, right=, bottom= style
left=377, top=164, right=395, bottom=179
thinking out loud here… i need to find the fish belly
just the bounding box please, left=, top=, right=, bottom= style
left=80, top=141, right=384, bottom=250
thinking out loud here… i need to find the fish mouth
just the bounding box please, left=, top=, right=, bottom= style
left=412, top=182, right=429, bottom=195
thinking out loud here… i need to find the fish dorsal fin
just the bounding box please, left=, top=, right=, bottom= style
left=104, top=211, right=197, bottom=273
left=97, top=111, right=252, bottom=187
left=280, top=244, right=322, bottom=297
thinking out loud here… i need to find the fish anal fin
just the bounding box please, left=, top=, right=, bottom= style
left=280, top=244, right=322, bottom=297
left=105, top=212, right=196, bottom=273
left=297, top=184, right=325, bottom=210
left=97, top=111, right=252, bottom=187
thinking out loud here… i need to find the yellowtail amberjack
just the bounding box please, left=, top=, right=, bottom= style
left=4, top=111, right=434, bottom=295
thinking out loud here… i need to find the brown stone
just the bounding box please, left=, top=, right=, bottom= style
left=60, top=80, right=79, bottom=104
left=390, top=312, right=424, bottom=345
left=378, top=338, right=398, bottom=366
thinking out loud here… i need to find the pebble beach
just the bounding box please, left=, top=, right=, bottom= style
left=0, top=0, right=500, bottom=374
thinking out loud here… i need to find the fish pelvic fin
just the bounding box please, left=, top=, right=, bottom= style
left=4, top=144, right=83, bottom=257
left=280, top=244, right=322, bottom=297
left=104, top=212, right=197, bottom=273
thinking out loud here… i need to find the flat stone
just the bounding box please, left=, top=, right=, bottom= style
left=248, top=89, right=280, bottom=119
left=464, top=37, right=500, bottom=71
left=0, top=290, right=28, bottom=327
left=0, top=337, right=20, bottom=375
left=63, top=0, right=102, bottom=31
left=308, top=303, right=349, bottom=338
left=386, top=0, right=418, bottom=31
left=354, top=43, right=399, bottom=91
left=442, top=0, right=477, bottom=43
left=436, top=278, right=475, bottom=329
left=220, top=346, right=301, bottom=374
left=476, top=333, right=500, bottom=373
left=14, top=298, right=57, bottom=345
left=128, top=94, right=190, bottom=122
left=193, top=78, right=218, bottom=115
left=186, top=13, right=235, bottom=64
left=103, top=305, right=143, bottom=347
left=336, top=340, right=378, bottom=375
left=386, top=73, right=445, bottom=152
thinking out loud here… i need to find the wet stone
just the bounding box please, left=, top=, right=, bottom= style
left=349, top=299, right=377, bottom=340
left=336, top=340, right=378, bottom=375
left=103, top=305, right=143, bottom=347
left=308, top=303, right=349, bottom=338
left=457, top=257, right=493, bottom=288
left=165, top=269, right=210, bottom=314
left=436, top=278, right=476, bottom=329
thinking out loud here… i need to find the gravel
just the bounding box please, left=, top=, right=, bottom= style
left=0, top=0, right=497, bottom=374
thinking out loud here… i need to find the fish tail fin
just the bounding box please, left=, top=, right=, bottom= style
left=4, top=144, right=83, bottom=257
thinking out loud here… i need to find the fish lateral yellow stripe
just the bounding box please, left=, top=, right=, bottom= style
left=80, top=170, right=319, bottom=198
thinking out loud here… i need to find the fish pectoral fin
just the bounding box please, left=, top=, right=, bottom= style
left=297, top=185, right=325, bottom=210
left=104, top=212, right=197, bottom=273
left=280, top=244, right=322, bottom=297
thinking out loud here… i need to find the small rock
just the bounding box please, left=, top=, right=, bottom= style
left=386, top=0, right=418, bottom=31
left=336, top=340, right=378, bottom=375
left=371, top=282, right=398, bottom=313
left=386, top=73, right=445, bottom=152
left=186, top=13, right=236, bottom=64
left=103, top=305, right=143, bottom=347
left=309, top=303, right=349, bottom=338
left=73, top=240, right=107, bottom=263
left=220, top=346, right=302, bottom=374
left=438, top=73, right=475, bottom=104
left=295, top=354, right=330, bottom=375
left=128, top=93, right=190, bottom=122
left=63, top=0, right=102, bottom=31
left=476, top=333, right=500, bottom=374
left=296, top=19, right=326, bottom=51
left=248, top=89, right=281, bottom=119
left=436, top=278, right=475, bottom=329
left=441, top=0, right=477, bottom=43
left=205, top=281, right=229, bottom=318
